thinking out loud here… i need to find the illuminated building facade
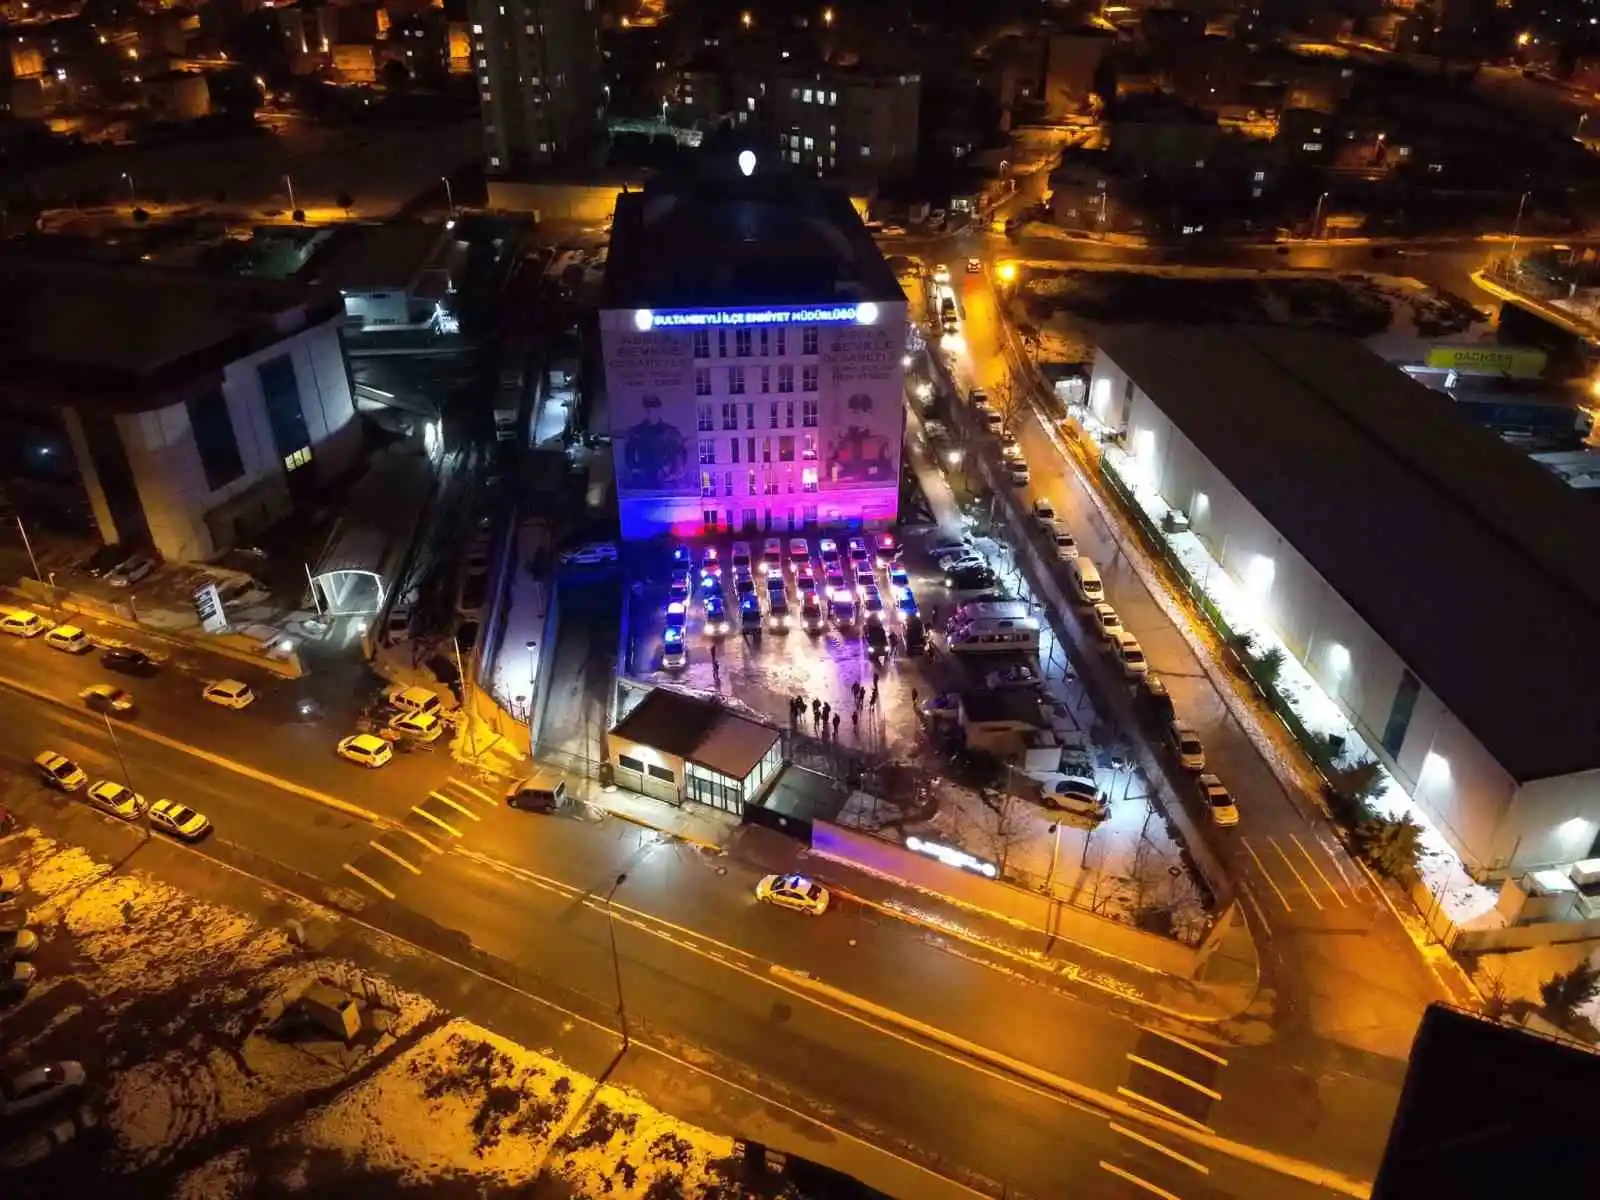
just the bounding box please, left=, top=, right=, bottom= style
left=600, top=148, right=907, bottom=540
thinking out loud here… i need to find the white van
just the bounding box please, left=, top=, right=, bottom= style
left=1069, top=559, right=1103, bottom=604
left=947, top=620, right=1041, bottom=654
left=386, top=685, right=442, bottom=717
left=506, top=770, right=567, bottom=813
left=949, top=600, right=1031, bottom=626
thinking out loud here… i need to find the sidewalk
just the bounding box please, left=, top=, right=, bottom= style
left=573, top=774, right=741, bottom=851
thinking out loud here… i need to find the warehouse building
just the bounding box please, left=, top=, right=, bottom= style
left=1088, top=325, right=1600, bottom=878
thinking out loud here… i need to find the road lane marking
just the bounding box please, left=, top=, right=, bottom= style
left=1099, top=1161, right=1183, bottom=1199
left=429, top=790, right=481, bottom=821
left=1290, top=833, right=1347, bottom=907
left=1317, top=831, right=1371, bottom=896
left=1110, top=1123, right=1210, bottom=1174
left=1269, top=838, right=1324, bottom=911
left=411, top=806, right=461, bottom=837
left=1239, top=882, right=1272, bottom=937
left=1116, top=1087, right=1213, bottom=1132
left=341, top=863, right=396, bottom=899
left=369, top=840, right=421, bottom=874
left=1144, top=1027, right=1229, bottom=1067
left=394, top=826, right=443, bottom=855
left=448, top=778, right=497, bottom=804
left=1240, top=838, right=1293, bottom=911
left=1126, top=1055, right=1223, bottom=1101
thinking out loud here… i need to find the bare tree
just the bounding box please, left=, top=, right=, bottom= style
left=978, top=785, right=1034, bottom=878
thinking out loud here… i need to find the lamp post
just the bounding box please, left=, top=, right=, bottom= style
left=13, top=515, right=42, bottom=584
left=1509, top=189, right=1532, bottom=258
left=1044, top=821, right=1062, bottom=893
left=102, top=712, right=150, bottom=841
left=452, top=635, right=480, bottom=759
left=440, top=174, right=455, bottom=216
left=605, top=872, right=629, bottom=1048
left=1312, top=191, right=1329, bottom=240
left=284, top=173, right=298, bottom=214
left=121, top=171, right=137, bottom=207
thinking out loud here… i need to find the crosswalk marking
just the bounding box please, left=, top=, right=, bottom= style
left=1110, top=1123, right=1210, bottom=1174
left=1290, top=833, right=1346, bottom=907
left=1241, top=837, right=1293, bottom=910
left=430, top=790, right=481, bottom=821
left=448, top=778, right=497, bottom=804
left=411, top=806, right=461, bottom=837
left=1116, top=1086, right=1213, bottom=1132
left=1099, top=1161, right=1182, bottom=1199
left=342, top=863, right=396, bottom=899
left=369, top=841, right=421, bottom=874
left=1126, top=1055, right=1223, bottom=1101
left=1145, top=1026, right=1229, bottom=1067
left=1269, top=839, right=1325, bottom=911
left=394, top=826, right=443, bottom=855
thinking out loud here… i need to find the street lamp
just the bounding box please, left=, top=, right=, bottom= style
left=284, top=173, right=298, bottom=213
left=440, top=174, right=455, bottom=216
left=1312, top=191, right=1329, bottom=240
left=525, top=639, right=537, bottom=686
left=102, top=711, right=151, bottom=841
left=1510, top=189, right=1532, bottom=258
left=121, top=172, right=137, bottom=207
left=605, top=872, right=630, bottom=1048
left=452, top=635, right=480, bottom=759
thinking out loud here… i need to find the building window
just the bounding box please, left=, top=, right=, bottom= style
left=779, top=436, right=795, bottom=462
left=694, top=330, right=710, bottom=357
left=698, top=439, right=716, bottom=465
left=759, top=365, right=770, bottom=393
left=785, top=400, right=795, bottom=427
left=722, top=401, right=738, bottom=430
left=618, top=753, right=644, bottom=773
left=861, top=146, right=871, bottom=158
left=765, top=401, right=776, bottom=428
left=704, top=508, right=720, bottom=529
left=759, top=328, right=769, bottom=355
left=187, top=388, right=244, bottom=493
left=802, top=365, right=818, bottom=392
left=717, top=328, right=728, bottom=357
left=746, top=436, right=757, bottom=462
left=762, top=438, right=772, bottom=463
left=764, top=474, right=779, bottom=495
left=646, top=764, right=675, bottom=783
left=701, top=471, right=716, bottom=497
left=802, top=399, right=819, bottom=427
left=778, top=365, right=794, bottom=393
left=735, top=329, right=752, bottom=357
left=730, top=438, right=739, bottom=463
left=745, top=402, right=756, bottom=429
left=729, top=365, right=746, bottom=394
left=284, top=446, right=313, bottom=471
left=802, top=467, right=819, bottom=493
left=256, top=354, right=311, bottom=467
left=724, top=470, right=734, bottom=496
left=804, top=88, right=813, bottom=102
left=802, top=433, right=817, bottom=459
left=698, top=404, right=714, bottom=431
left=747, top=469, right=758, bottom=495
left=776, top=328, right=787, bottom=355
left=802, top=326, right=819, bottom=355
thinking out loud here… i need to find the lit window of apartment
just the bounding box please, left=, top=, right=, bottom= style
left=802, top=327, right=818, bottom=355
left=698, top=404, right=714, bottom=431
left=802, top=365, right=818, bottom=392
left=802, top=399, right=819, bottom=427
left=722, top=401, right=738, bottom=429
left=695, top=368, right=712, bottom=396
left=736, top=329, right=752, bottom=357
left=729, top=366, right=746, bottom=394
left=694, top=330, right=710, bottom=357
left=778, top=365, right=794, bottom=393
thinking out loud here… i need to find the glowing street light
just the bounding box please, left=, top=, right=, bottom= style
left=121, top=171, right=137, bottom=206
left=822, top=6, right=835, bottom=25
left=996, top=261, right=1018, bottom=283
left=740, top=9, right=753, bottom=28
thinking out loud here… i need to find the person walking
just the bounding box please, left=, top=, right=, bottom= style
left=832, top=712, right=841, bottom=738
left=821, top=701, right=832, bottom=729
left=851, top=710, right=860, bottom=734
left=710, top=642, right=719, bottom=668
left=911, top=687, right=920, bottom=709
left=870, top=680, right=879, bottom=707
left=812, top=698, right=823, bottom=727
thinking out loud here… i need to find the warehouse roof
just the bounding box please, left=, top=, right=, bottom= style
left=612, top=688, right=781, bottom=780
left=1096, top=324, right=1600, bottom=783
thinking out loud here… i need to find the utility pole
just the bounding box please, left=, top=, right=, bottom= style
left=1509, top=189, right=1532, bottom=258
left=103, top=712, right=150, bottom=841
left=452, top=635, right=481, bottom=759
left=605, top=873, right=630, bottom=1049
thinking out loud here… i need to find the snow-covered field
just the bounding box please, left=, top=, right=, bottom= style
left=2, top=833, right=739, bottom=1195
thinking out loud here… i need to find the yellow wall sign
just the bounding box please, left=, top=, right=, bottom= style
left=1424, top=345, right=1548, bottom=378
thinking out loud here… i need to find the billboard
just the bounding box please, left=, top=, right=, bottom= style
left=821, top=323, right=904, bottom=491
left=1424, top=345, right=1548, bottom=379
left=603, top=329, right=697, bottom=496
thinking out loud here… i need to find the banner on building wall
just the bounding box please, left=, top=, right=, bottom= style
left=820, top=323, right=904, bottom=490
left=603, top=330, right=697, bottom=496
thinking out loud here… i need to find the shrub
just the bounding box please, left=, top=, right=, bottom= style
left=1540, top=960, right=1600, bottom=1030
left=1353, top=812, right=1424, bottom=882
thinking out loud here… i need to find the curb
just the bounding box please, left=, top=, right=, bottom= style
left=772, top=965, right=1373, bottom=1199
left=592, top=803, right=726, bottom=853
left=0, top=670, right=389, bottom=829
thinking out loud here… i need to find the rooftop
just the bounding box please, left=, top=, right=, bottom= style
left=301, top=221, right=457, bottom=295
left=0, top=244, right=343, bottom=411
left=612, top=688, right=781, bottom=780
left=602, top=143, right=902, bottom=311
left=1097, top=324, right=1600, bottom=784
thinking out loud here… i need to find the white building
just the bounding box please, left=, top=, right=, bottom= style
left=769, top=67, right=921, bottom=178
left=1088, top=325, right=1600, bottom=877
left=599, top=146, right=908, bottom=540
left=304, top=221, right=461, bottom=333
left=0, top=252, right=361, bottom=563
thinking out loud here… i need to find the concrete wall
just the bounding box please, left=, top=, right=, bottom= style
left=812, top=820, right=1202, bottom=977
left=609, top=733, right=686, bottom=804
left=486, top=180, right=636, bottom=222
left=1094, top=347, right=1540, bottom=874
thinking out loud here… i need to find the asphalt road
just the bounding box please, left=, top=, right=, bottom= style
left=0, top=643, right=1378, bottom=1196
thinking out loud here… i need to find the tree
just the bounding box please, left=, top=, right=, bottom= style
left=292, top=208, right=306, bottom=223
left=1539, top=959, right=1600, bottom=1030
left=1325, top=756, right=1386, bottom=826
left=977, top=785, right=1032, bottom=878
left=131, top=207, right=149, bottom=224
left=1253, top=645, right=1286, bottom=689
left=988, top=371, right=1027, bottom=436
left=336, top=191, right=354, bottom=215
left=1353, top=812, right=1424, bottom=882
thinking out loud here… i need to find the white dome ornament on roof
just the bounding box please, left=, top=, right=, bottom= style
left=738, top=149, right=757, bottom=177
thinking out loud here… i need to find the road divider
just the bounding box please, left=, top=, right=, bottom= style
left=0, top=670, right=388, bottom=828
left=770, top=965, right=1373, bottom=1199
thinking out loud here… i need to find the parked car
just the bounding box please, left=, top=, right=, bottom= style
left=0, top=928, right=38, bottom=962
left=0, top=869, right=20, bottom=904
left=1, top=962, right=38, bottom=1000
left=966, top=257, right=982, bottom=273
left=999, top=433, right=1023, bottom=460
left=85, top=781, right=146, bottom=822
left=662, top=626, right=688, bottom=668
left=0, top=610, right=48, bottom=638
left=43, top=625, right=92, bottom=654
left=33, top=752, right=86, bottom=792
left=148, top=799, right=211, bottom=841
left=1140, top=673, right=1176, bottom=723
left=699, top=546, right=722, bottom=577
left=0, top=1063, right=85, bottom=1118
left=1197, top=773, right=1238, bottom=827
left=755, top=873, right=830, bottom=915
left=201, top=679, right=255, bottom=709
left=559, top=542, right=618, bottom=566
left=1005, top=459, right=1030, bottom=486
left=1168, top=722, right=1206, bottom=771
left=106, top=554, right=156, bottom=588
left=1113, top=632, right=1149, bottom=679
left=1031, top=497, right=1056, bottom=525
left=79, top=543, right=128, bottom=577
left=1091, top=603, right=1123, bottom=642
left=389, top=711, right=445, bottom=743
left=703, top=594, right=730, bottom=636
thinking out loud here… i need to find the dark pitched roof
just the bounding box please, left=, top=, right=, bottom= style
left=602, top=147, right=901, bottom=311
left=1096, top=324, right=1600, bottom=783
left=612, top=688, right=780, bottom=779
